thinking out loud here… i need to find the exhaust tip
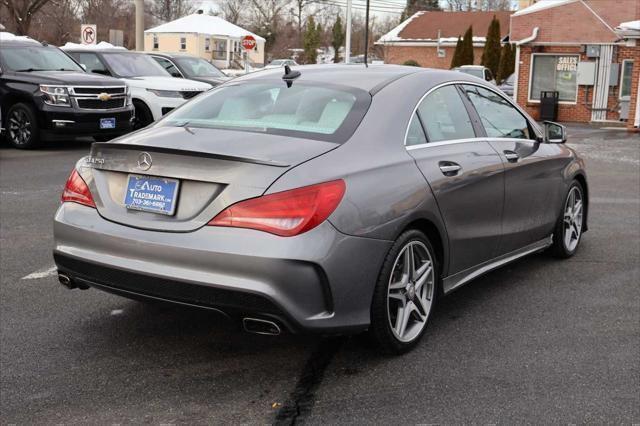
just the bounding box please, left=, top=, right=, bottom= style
left=58, top=273, right=76, bottom=289
left=242, top=318, right=281, bottom=336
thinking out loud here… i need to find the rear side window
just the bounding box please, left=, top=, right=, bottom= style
left=405, top=113, right=427, bottom=146
left=462, top=85, right=532, bottom=139
left=417, top=85, right=475, bottom=142
left=160, top=82, right=371, bottom=143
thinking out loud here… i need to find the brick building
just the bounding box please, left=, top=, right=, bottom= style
left=511, top=0, right=640, bottom=130
left=376, top=11, right=512, bottom=69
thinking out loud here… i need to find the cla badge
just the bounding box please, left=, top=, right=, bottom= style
left=98, top=92, right=112, bottom=101
left=137, top=152, right=152, bottom=171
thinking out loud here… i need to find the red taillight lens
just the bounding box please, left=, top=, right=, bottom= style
left=208, top=180, right=346, bottom=237
left=61, top=169, right=96, bottom=208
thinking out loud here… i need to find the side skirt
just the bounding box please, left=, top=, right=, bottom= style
left=442, top=235, right=553, bottom=294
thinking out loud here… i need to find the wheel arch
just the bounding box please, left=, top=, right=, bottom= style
left=573, top=172, right=589, bottom=232
left=1, top=93, right=38, bottom=126
left=399, top=217, right=448, bottom=284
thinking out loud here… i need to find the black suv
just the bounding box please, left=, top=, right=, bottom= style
left=148, top=52, right=231, bottom=87
left=0, top=40, right=134, bottom=149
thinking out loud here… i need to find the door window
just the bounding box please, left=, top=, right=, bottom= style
left=77, top=52, right=109, bottom=75
left=153, top=57, right=182, bottom=77
left=462, top=85, right=532, bottom=140
left=416, top=85, right=475, bottom=142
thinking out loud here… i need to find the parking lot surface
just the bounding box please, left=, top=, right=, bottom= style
left=1, top=126, right=638, bottom=424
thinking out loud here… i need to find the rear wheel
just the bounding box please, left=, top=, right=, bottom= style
left=6, top=103, right=40, bottom=149
left=132, top=100, right=154, bottom=130
left=369, top=229, right=438, bottom=354
left=550, top=181, right=584, bottom=258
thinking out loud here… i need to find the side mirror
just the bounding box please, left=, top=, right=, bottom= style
left=544, top=121, right=566, bottom=144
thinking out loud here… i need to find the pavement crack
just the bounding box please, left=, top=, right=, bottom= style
left=273, top=337, right=343, bottom=425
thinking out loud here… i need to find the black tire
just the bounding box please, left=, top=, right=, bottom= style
left=132, top=100, right=154, bottom=130
left=549, top=180, right=585, bottom=258
left=6, top=103, right=40, bottom=149
left=369, top=229, right=439, bottom=355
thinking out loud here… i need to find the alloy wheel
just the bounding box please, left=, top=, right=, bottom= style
left=563, top=186, right=583, bottom=252
left=387, top=241, right=435, bottom=343
left=8, top=109, right=31, bottom=146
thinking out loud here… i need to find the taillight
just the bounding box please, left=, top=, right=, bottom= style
left=61, top=169, right=96, bottom=208
left=208, top=180, right=346, bottom=237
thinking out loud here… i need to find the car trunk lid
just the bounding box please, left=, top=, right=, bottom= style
left=83, top=126, right=338, bottom=232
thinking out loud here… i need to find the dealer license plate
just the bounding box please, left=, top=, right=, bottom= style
left=124, top=174, right=180, bottom=216
left=100, top=118, right=116, bottom=129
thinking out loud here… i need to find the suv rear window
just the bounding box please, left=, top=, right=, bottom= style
left=160, top=82, right=371, bottom=143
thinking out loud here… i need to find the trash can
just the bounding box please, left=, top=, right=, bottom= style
left=540, top=91, right=559, bottom=121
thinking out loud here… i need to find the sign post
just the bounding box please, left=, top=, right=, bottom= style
left=241, top=35, right=256, bottom=74
left=81, top=24, right=97, bottom=45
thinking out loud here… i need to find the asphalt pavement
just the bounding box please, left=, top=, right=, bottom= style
left=1, top=126, right=638, bottom=424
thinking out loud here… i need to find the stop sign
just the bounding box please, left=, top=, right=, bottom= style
left=241, top=35, right=256, bottom=51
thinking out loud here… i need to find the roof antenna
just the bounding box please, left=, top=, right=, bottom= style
left=282, top=65, right=301, bottom=88
left=363, top=0, right=370, bottom=68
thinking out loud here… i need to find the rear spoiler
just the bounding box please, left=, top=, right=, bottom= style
left=90, top=142, right=290, bottom=168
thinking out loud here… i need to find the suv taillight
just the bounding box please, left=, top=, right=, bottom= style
left=61, top=169, right=96, bottom=208
left=208, top=180, right=345, bottom=237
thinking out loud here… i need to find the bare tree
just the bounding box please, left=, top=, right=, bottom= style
left=149, top=0, right=195, bottom=23
left=34, top=0, right=81, bottom=44
left=218, top=0, right=246, bottom=24
left=0, top=0, right=54, bottom=35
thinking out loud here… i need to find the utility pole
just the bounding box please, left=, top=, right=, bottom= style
left=363, top=0, right=369, bottom=66
left=135, top=0, right=144, bottom=51
left=345, top=0, right=351, bottom=63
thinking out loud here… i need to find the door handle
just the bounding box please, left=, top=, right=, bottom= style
left=503, top=150, right=519, bottom=162
left=438, top=162, right=462, bottom=176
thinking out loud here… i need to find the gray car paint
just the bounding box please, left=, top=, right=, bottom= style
left=53, top=65, right=588, bottom=334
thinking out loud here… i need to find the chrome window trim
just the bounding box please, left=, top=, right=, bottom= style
left=404, top=80, right=542, bottom=150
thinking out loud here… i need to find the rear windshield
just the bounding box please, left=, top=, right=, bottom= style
left=159, top=81, right=371, bottom=143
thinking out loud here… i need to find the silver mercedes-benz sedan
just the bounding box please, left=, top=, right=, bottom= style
left=53, top=65, right=588, bottom=354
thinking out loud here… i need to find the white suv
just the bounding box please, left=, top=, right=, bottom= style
left=452, top=65, right=496, bottom=85
left=62, top=46, right=211, bottom=129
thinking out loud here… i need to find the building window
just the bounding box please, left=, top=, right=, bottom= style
left=213, top=39, right=227, bottom=60
left=620, top=60, right=633, bottom=99
left=180, top=37, right=187, bottom=50
left=205, top=37, right=210, bottom=52
left=529, top=54, right=579, bottom=103
left=153, top=34, right=158, bottom=50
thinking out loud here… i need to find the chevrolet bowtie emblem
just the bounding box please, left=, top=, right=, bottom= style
left=98, top=92, right=111, bottom=101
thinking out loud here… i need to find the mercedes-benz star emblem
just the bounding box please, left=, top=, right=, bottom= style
left=137, top=152, right=152, bottom=171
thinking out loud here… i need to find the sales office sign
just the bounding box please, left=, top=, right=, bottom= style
left=556, top=56, right=578, bottom=72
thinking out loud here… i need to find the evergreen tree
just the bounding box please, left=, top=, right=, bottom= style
left=331, top=16, right=345, bottom=63
left=450, top=35, right=463, bottom=68
left=496, top=43, right=516, bottom=84
left=461, top=25, right=474, bottom=65
left=401, top=0, right=440, bottom=22
left=481, top=16, right=501, bottom=77
left=303, top=16, right=320, bottom=64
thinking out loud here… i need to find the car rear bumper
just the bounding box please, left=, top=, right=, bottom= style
left=40, top=105, right=134, bottom=141
left=53, top=203, right=391, bottom=334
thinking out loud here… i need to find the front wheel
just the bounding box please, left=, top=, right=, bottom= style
left=550, top=181, right=585, bottom=258
left=6, top=103, right=40, bottom=149
left=369, top=229, right=438, bottom=354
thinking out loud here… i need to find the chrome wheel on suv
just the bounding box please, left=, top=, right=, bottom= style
left=7, top=103, right=39, bottom=149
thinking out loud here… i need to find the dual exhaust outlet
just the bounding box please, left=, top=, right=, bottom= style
left=59, top=272, right=281, bottom=336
